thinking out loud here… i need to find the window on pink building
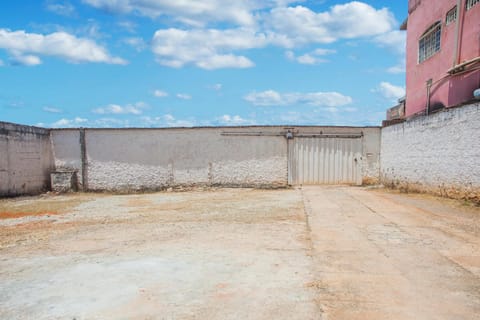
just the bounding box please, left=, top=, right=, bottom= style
left=446, top=6, right=457, bottom=25
left=419, top=22, right=441, bottom=63
left=466, top=0, right=479, bottom=10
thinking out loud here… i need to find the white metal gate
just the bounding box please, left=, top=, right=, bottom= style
left=288, top=136, right=362, bottom=185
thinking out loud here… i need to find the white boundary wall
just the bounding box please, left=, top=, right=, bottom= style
left=51, top=126, right=380, bottom=192
left=381, top=102, right=480, bottom=202
left=0, top=122, right=54, bottom=196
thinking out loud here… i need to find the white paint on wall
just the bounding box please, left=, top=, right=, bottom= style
left=50, top=126, right=380, bottom=191
left=87, top=160, right=171, bottom=191
left=212, top=157, right=287, bottom=186
left=381, top=102, right=480, bottom=196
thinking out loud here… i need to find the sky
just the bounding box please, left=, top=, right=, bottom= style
left=0, top=0, right=407, bottom=128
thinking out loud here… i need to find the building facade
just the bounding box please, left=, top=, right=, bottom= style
left=405, top=0, right=480, bottom=117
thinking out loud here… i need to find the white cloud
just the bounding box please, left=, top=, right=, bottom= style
left=140, top=115, right=196, bottom=127
left=176, top=93, right=192, bottom=100
left=45, top=1, right=76, bottom=17
left=210, top=83, right=223, bottom=91
left=123, top=37, right=146, bottom=52
left=43, top=106, right=63, bottom=113
left=10, top=54, right=42, bottom=66
left=0, top=59, right=4, bottom=66
left=266, top=2, right=396, bottom=47
left=153, top=90, right=168, bottom=97
left=387, top=58, right=406, bottom=74
left=0, top=28, right=127, bottom=65
left=286, top=48, right=335, bottom=64
left=92, top=102, right=146, bottom=115
left=374, top=30, right=406, bottom=54
left=197, top=54, right=254, bottom=70
left=82, top=0, right=256, bottom=26
left=151, top=28, right=260, bottom=69
left=117, top=21, right=137, bottom=33
left=244, top=90, right=352, bottom=107
left=146, top=2, right=397, bottom=69
left=376, top=82, right=405, bottom=100
left=45, top=117, right=131, bottom=128
left=216, top=114, right=254, bottom=125
left=51, top=117, right=88, bottom=128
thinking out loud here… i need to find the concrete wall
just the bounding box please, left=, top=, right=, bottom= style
left=50, top=130, right=83, bottom=188
left=381, top=102, right=480, bottom=203
left=0, top=122, right=54, bottom=196
left=51, top=126, right=381, bottom=191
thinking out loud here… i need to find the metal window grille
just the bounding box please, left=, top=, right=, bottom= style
left=467, top=0, right=479, bottom=10
left=446, top=6, right=457, bottom=25
left=419, top=22, right=441, bottom=63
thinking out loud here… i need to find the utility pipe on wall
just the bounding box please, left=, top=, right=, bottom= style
left=453, top=0, right=463, bottom=67
left=426, top=79, right=433, bottom=115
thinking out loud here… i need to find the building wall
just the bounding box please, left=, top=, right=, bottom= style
left=381, top=102, right=480, bottom=202
left=406, top=0, right=480, bottom=117
left=51, top=126, right=381, bottom=191
left=0, top=122, right=54, bottom=196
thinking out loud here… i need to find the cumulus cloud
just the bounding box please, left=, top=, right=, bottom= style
left=286, top=48, right=335, bottom=64
left=82, top=0, right=256, bottom=26
left=176, top=93, right=192, bottom=100
left=146, top=2, right=397, bottom=69
left=10, top=54, right=42, bottom=66
left=92, top=102, right=147, bottom=115
left=43, top=106, right=63, bottom=113
left=265, top=2, right=396, bottom=47
left=45, top=1, right=76, bottom=17
left=0, top=28, right=127, bottom=65
left=140, top=115, right=196, bottom=127
left=151, top=28, right=261, bottom=69
left=374, top=30, right=406, bottom=54
left=51, top=117, right=88, bottom=128
left=153, top=90, right=168, bottom=97
left=117, top=21, right=137, bottom=33
left=244, top=90, right=352, bottom=107
left=217, top=114, right=254, bottom=125
left=376, top=82, right=405, bottom=100
left=387, top=59, right=406, bottom=74
left=123, top=37, right=147, bottom=52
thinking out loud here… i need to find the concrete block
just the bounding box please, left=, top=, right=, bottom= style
left=51, top=170, right=78, bottom=193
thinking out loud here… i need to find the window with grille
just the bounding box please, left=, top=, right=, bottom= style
left=466, top=0, right=479, bottom=10
left=446, top=6, right=457, bottom=25
left=419, top=22, right=441, bottom=63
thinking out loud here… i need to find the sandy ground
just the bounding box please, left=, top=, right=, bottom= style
left=0, top=186, right=479, bottom=319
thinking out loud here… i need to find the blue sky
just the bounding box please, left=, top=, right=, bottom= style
left=0, top=0, right=407, bottom=128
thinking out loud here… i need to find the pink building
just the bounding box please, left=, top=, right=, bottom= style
left=404, top=0, right=480, bottom=117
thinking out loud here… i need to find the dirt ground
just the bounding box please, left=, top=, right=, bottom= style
left=0, top=186, right=479, bottom=320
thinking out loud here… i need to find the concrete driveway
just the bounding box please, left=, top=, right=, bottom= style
left=0, top=186, right=479, bottom=319
left=302, top=186, right=480, bottom=319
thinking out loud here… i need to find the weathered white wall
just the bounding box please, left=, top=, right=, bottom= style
left=51, top=126, right=381, bottom=191
left=50, top=130, right=83, bottom=187
left=0, top=122, right=54, bottom=196
left=87, top=128, right=288, bottom=190
left=381, top=102, right=480, bottom=202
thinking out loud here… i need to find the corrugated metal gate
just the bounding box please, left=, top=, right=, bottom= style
left=288, top=135, right=362, bottom=185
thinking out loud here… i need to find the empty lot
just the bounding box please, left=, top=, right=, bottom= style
left=0, top=186, right=479, bottom=319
